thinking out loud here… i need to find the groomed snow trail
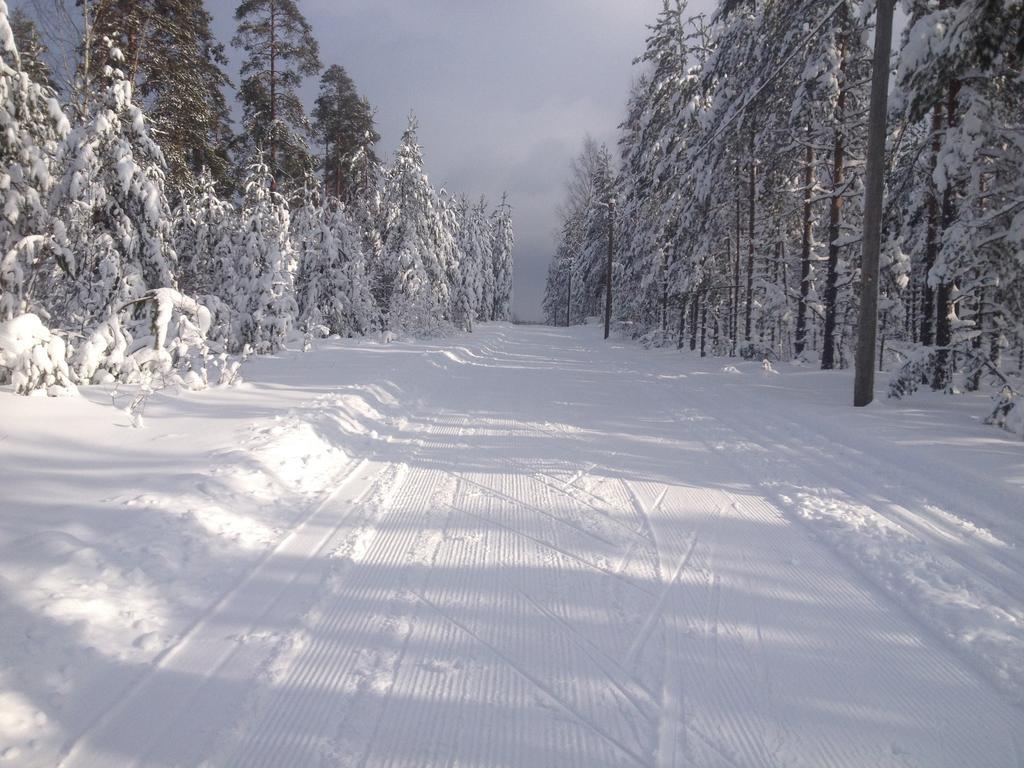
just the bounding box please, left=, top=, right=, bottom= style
left=55, top=325, right=1024, bottom=767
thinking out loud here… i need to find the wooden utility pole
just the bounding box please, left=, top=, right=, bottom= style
left=853, top=0, right=896, bottom=407
left=604, top=196, right=615, bottom=340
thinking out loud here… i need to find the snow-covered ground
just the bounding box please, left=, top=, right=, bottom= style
left=2, top=323, right=1023, bottom=767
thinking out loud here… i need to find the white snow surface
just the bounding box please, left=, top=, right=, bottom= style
left=1, top=323, right=1023, bottom=767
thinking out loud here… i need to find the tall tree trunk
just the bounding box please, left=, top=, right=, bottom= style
left=677, top=294, right=688, bottom=349
left=733, top=166, right=742, bottom=355
left=821, top=11, right=848, bottom=371
left=269, top=0, right=278, bottom=190
left=795, top=139, right=815, bottom=357
left=565, top=270, right=572, bottom=327
left=921, top=103, right=943, bottom=347
left=690, top=291, right=699, bottom=351
left=770, top=239, right=783, bottom=350
left=661, top=248, right=669, bottom=335
left=990, top=288, right=1002, bottom=371
left=745, top=132, right=756, bottom=343
left=324, top=137, right=331, bottom=196
left=700, top=297, right=707, bottom=357
left=932, top=79, right=960, bottom=390
left=603, top=199, right=615, bottom=340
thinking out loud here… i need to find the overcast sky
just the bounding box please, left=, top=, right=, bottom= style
left=209, top=0, right=717, bottom=321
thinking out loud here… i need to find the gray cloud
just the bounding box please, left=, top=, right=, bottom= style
left=211, top=0, right=716, bottom=320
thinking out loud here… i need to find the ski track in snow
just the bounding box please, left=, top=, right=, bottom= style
left=3, top=324, right=1024, bottom=767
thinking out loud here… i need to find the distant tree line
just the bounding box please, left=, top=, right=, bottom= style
left=543, top=0, right=1023, bottom=434
left=0, top=0, right=514, bottom=395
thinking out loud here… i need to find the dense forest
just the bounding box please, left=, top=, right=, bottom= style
left=0, top=0, right=514, bottom=396
left=543, top=0, right=1023, bottom=433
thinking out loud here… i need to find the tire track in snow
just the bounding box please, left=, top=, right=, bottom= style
left=412, top=589, right=649, bottom=768
left=58, top=454, right=382, bottom=768
left=693, top=384, right=1024, bottom=704
left=221, top=413, right=468, bottom=767
left=637, top=381, right=1024, bottom=766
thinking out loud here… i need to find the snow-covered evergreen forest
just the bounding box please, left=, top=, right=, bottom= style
left=0, top=0, right=514, bottom=397
left=544, top=0, right=1023, bottom=435
left=3, top=3, right=1024, bottom=766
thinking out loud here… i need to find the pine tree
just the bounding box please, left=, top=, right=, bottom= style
left=312, top=64, right=380, bottom=201
left=144, top=0, right=234, bottom=194
left=233, top=0, right=321, bottom=194
left=77, top=0, right=234, bottom=193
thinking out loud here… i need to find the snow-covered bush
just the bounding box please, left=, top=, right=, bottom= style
left=987, top=387, right=1024, bottom=440
left=73, top=288, right=228, bottom=390
left=0, top=312, right=75, bottom=395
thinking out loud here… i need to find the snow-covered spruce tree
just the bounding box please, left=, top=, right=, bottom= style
left=233, top=0, right=321, bottom=194
left=292, top=183, right=330, bottom=336
left=544, top=200, right=586, bottom=326
left=542, top=253, right=568, bottom=327
left=615, top=1, right=708, bottom=341
left=294, top=182, right=379, bottom=338
left=50, top=43, right=176, bottom=334
left=491, top=194, right=515, bottom=321
left=0, top=0, right=75, bottom=394
left=544, top=138, right=616, bottom=327
left=232, top=154, right=297, bottom=354
left=376, top=116, right=450, bottom=335
left=332, top=202, right=379, bottom=336
left=0, top=0, right=69, bottom=323
left=458, top=197, right=491, bottom=331
left=172, top=167, right=239, bottom=349
left=435, top=189, right=467, bottom=331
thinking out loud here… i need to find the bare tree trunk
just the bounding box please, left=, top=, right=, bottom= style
left=933, top=79, right=960, bottom=390
left=661, top=247, right=669, bottom=336
left=745, top=133, right=756, bottom=343
left=604, top=198, right=615, bottom=340
left=733, top=167, right=742, bottom=356
left=700, top=298, right=707, bottom=357
left=690, top=291, right=699, bottom=351
left=565, top=270, right=572, bottom=327
left=779, top=237, right=790, bottom=357
left=269, top=0, right=278, bottom=190
left=795, top=139, right=815, bottom=356
left=921, top=104, right=943, bottom=347
left=822, top=4, right=848, bottom=370
left=677, top=294, right=688, bottom=349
